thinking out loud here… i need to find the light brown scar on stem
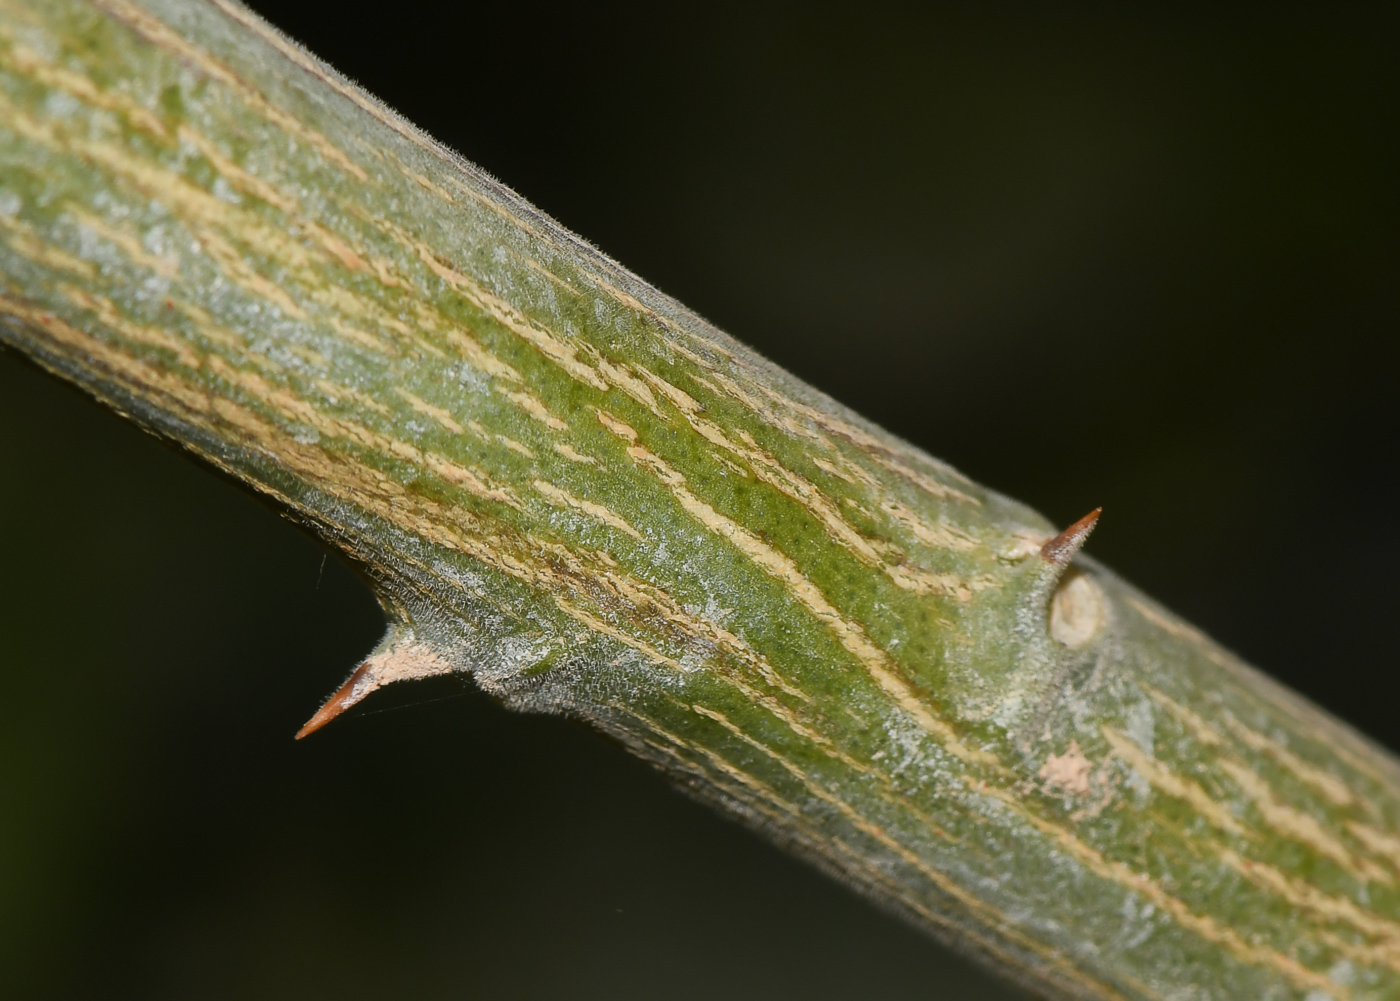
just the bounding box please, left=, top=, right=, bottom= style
left=1040, top=742, right=1093, bottom=796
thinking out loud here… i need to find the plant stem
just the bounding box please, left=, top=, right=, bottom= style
left=3, top=2, right=1398, bottom=998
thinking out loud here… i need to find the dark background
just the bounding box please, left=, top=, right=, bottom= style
left=2, top=3, right=1397, bottom=998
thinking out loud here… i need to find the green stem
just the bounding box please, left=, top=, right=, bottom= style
left=2, top=2, right=1397, bottom=998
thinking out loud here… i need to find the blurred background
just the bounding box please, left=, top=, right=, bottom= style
left=2, top=2, right=1397, bottom=998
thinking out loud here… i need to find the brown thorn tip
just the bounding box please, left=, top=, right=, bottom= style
left=295, top=662, right=372, bottom=740
left=1039, top=507, right=1102, bottom=567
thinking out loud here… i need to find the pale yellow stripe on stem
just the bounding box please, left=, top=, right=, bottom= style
left=316, top=379, right=388, bottom=416
left=518, top=254, right=584, bottom=299
left=665, top=336, right=726, bottom=373
left=93, top=0, right=368, bottom=181
left=405, top=166, right=455, bottom=202
left=175, top=125, right=297, bottom=214
left=0, top=36, right=166, bottom=137
left=64, top=203, right=177, bottom=277
left=0, top=211, right=96, bottom=279
left=409, top=303, right=520, bottom=381
left=747, top=378, right=982, bottom=500
left=688, top=703, right=958, bottom=840
left=1222, top=849, right=1400, bottom=972
left=1348, top=822, right=1400, bottom=877
left=285, top=344, right=327, bottom=372
left=596, top=409, right=638, bottom=441
left=1143, top=685, right=1228, bottom=748
left=585, top=272, right=653, bottom=318
left=813, top=453, right=878, bottom=488
left=534, top=480, right=641, bottom=540
left=204, top=355, right=518, bottom=508
left=1218, top=759, right=1388, bottom=884
left=597, top=575, right=810, bottom=706
left=635, top=364, right=703, bottom=414
left=554, top=442, right=597, bottom=465
left=594, top=357, right=660, bottom=414
left=694, top=705, right=957, bottom=890
left=1101, top=726, right=1244, bottom=835
left=57, top=284, right=199, bottom=369
left=304, top=221, right=369, bottom=274
left=394, top=387, right=462, bottom=433
left=169, top=299, right=244, bottom=352
left=501, top=388, right=569, bottom=431
left=733, top=429, right=884, bottom=567
left=880, top=500, right=979, bottom=552
left=642, top=381, right=969, bottom=598
left=1222, top=714, right=1356, bottom=808
left=502, top=536, right=803, bottom=704
left=635, top=731, right=804, bottom=825
left=497, top=436, right=534, bottom=458
left=311, top=287, right=405, bottom=354
left=869, top=451, right=982, bottom=506
left=191, top=227, right=310, bottom=323
left=704, top=367, right=830, bottom=446
left=409, top=244, right=610, bottom=392
left=689, top=705, right=1078, bottom=978
left=554, top=599, right=681, bottom=670
left=811, top=456, right=857, bottom=485
left=595, top=410, right=998, bottom=770
left=971, top=780, right=1346, bottom=999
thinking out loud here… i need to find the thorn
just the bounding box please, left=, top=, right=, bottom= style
left=295, top=662, right=372, bottom=739
left=1040, top=508, right=1102, bottom=568
left=293, top=630, right=456, bottom=740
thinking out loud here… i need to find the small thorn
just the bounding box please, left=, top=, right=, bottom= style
left=295, top=662, right=372, bottom=739
left=1040, top=508, right=1102, bottom=567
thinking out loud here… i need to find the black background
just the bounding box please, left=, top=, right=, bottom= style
left=2, top=3, right=1397, bottom=998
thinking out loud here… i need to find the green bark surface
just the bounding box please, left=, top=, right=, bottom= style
left=3, top=2, right=1399, bottom=998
